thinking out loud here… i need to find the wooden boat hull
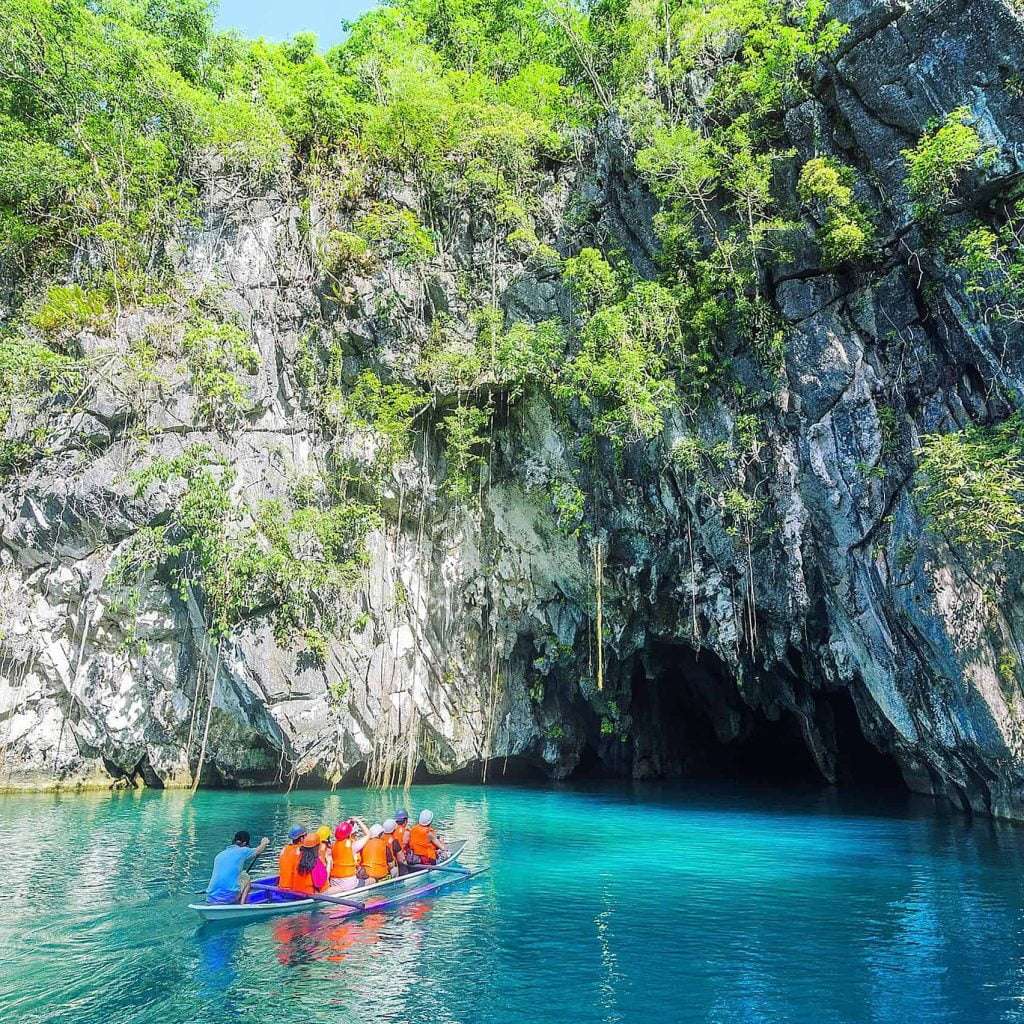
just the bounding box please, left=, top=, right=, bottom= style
left=189, top=838, right=469, bottom=923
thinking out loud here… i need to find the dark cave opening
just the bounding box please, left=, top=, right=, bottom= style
left=818, top=688, right=904, bottom=788
left=616, top=641, right=905, bottom=790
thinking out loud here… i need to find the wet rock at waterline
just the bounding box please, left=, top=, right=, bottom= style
left=3, top=0, right=1024, bottom=821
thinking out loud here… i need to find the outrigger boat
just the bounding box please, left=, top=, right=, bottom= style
left=189, top=839, right=478, bottom=923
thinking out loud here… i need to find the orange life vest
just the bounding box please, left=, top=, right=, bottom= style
left=384, top=834, right=404, bottom=865
left=330, top=837, right=357, bottom=879
left=290, top=839, right=323, bottom=895
left=409, top=824, right=438, bottom=863
left=361, top=836, right=391, bottom=879
left=290, top=866, right=316, bottom=896
left=393, top=825, right=409, bottom=849
left=278, top=843, right=300, bottom=890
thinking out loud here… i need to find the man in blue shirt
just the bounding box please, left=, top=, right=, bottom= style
left=206, top=831, right=270, bottom=904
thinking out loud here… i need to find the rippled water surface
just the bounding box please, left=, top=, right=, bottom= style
left=3, top=782, right=1024, bottom=1024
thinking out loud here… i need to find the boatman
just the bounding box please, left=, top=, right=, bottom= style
left=206, top=831, right=270, bottom=905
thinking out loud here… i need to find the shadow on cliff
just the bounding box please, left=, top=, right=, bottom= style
left=571, top=641, right=906, bottom=793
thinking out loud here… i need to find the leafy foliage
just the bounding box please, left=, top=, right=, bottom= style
left=563, top=247, right=620, bottom=313
left=344, top=369, right=429, bottom=477
left=954, top=192, right=1024, bottom=324
left=182, top=316, right=260, bottom=430
left=902, top=107, right=993, bottom=223
left=551, top=480, right=586, bottom=535
left=355, top=203, right=436, bottom=268
left=29, top=285, right=110, bottom=340
left=797, top=157, right=873, bottom=265
left=916, top=415, right=1024, bottom=559
left=439, top=405, right=491, bottom=499
left=115, top=445, right=380, bottom=643
left=615, top=0, right=846, bottom=361
left=557, top=281, right=681, bottom=445
left=0, top=331, right=82, bottom=430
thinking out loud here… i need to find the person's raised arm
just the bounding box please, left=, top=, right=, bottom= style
left=244, top=836, right=270, bottom=870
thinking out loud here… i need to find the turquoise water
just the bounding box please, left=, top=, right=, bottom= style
left=3, top=782, right=1024, bottom=1024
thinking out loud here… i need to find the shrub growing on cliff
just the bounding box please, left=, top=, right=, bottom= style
left=797, top=157, right=873, bottom=264
left=28, top=285, right=110, bottom=340
left=557, top=281, right=690, bottom=446
left=344, top=369, right=429, bottom=476
left=117, top=445, right=379, bottom=643
left=0, top=332, right=81, bottom=426
left=493, top=320, right=563, bottom=399
left=355, top=203, right=437, bottom=268
left=439, top=404, right=491, bottom=500
left=182, top=317, right=261, bottom=431
left=953, top=197, right=1024, bottom=325
left=902, top=107, right=994, bottom=222
left=551, top=479, right=586, bottom=535
left=563, top=248, right=620, bottom=314
left=916, top=414, right=1024, bottom=558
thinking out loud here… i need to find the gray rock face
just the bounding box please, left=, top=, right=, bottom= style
left=4, top=0, right=1024, bottom=819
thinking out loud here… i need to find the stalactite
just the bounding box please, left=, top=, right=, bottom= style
left=191, top=640, right=222, bottom=794
left=593, top=539, right=605, bottom=692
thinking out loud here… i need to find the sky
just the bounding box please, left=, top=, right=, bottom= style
left=214, top=0, right=379, bottom=47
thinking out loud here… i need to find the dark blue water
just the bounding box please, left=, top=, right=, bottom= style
left=2, top=781, right=1023, bottom=1024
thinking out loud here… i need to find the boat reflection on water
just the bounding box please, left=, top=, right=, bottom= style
left=270, top=913, right=322, bottom=966
left=321, top=912, right=388, bottom=963
left=194, top=923, right=246, bottom=1010
left=269, top=898, right=437, bottom=969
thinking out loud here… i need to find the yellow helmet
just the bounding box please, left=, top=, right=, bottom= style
left=317, top=825, right=331, bottom=842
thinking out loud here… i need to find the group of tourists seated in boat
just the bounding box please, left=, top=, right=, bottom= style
left=204, top=809, right=446, bottom=905
left=278, top=809, right=447, bottom=897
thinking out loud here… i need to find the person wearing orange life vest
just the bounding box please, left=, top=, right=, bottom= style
left=290, top=833, right=325, bottom=895
left=359, top=824, right=397, bottom=882
left=327, top=821, right=361, bottom=892
left=278, top=826, right=307, bottom=890
left=382, top=819, right=409, bottom=876
left=407, top=810, right=446, bottom=866
left=393, top=808, right=411, bottom=852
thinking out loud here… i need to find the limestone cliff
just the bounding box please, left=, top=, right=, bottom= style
left=3, top=0, right=1024, bottom=819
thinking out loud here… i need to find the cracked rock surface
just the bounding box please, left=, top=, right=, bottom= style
left=4, top=0, right=1024, bottom=819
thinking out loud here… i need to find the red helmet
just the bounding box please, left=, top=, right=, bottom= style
left=334, top=821, right=353, bottom=840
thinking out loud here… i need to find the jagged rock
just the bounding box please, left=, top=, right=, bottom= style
left=4, top=0, right=1024, bottom=823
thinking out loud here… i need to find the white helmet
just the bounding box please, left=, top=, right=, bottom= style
left=419, top=809, right=433, bottom=826
left=369, top=823, right=383, bottom=838
left=383, top=818, right=397, bottom=833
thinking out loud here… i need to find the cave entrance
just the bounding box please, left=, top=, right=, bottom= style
left=817, top=688, right=904, bottom=788
left=622, top=641, right=903, bottom=790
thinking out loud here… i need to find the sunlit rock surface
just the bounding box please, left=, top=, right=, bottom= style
left=3, top=0, right=1024, bottom=819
